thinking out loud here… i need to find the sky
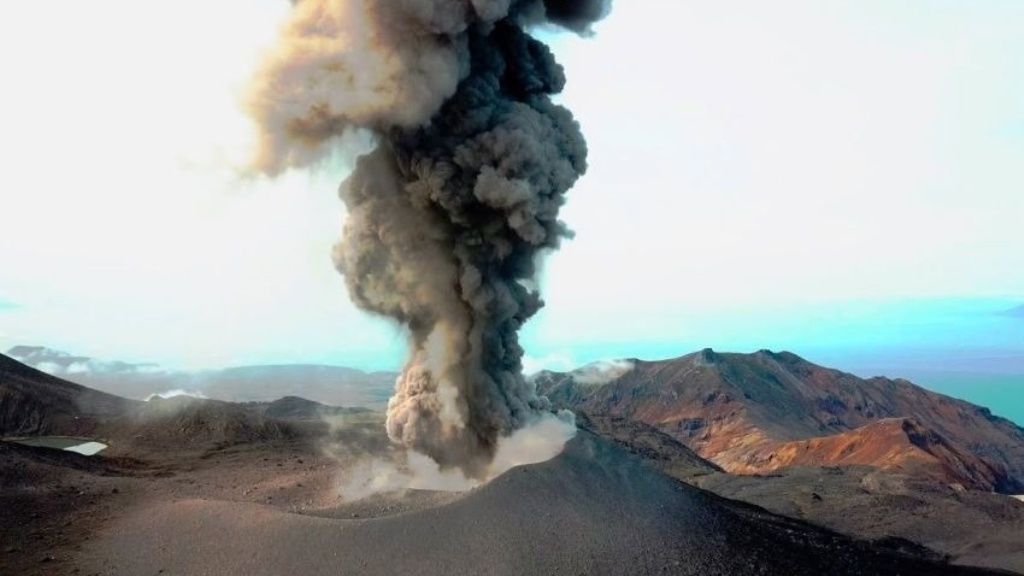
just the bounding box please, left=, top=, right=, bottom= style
left=0, top=1, right=1022, bottom=388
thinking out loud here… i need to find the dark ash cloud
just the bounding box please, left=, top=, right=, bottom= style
left=249, top=0, right=609, bottom=477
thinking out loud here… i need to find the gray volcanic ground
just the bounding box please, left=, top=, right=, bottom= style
left=72, top=434, right=998, bottom=576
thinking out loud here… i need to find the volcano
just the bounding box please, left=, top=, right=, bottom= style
left=1, top=351, right=1007, bottom=575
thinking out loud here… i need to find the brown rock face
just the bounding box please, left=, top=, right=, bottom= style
left=728, top=417, right=1006, bottom=491
left=537, top=349, right=1024, bottom=492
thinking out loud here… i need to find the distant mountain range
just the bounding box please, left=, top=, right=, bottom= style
left=6, top=346, right=397, bottom=410
left=11, top=344, right=1024, bottom=492
left=4, top=349, right=1024, bottom=573
left=0, top=352, right=373, bottom=456
left=536, top=348, right=1024, bottom=493
left=14, top=342, right=1024, bottom=491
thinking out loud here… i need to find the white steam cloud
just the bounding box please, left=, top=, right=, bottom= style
left=337, top=410, right=576, bottom=500
left=145, top=389, right=208, bottom=401
left=571, top=359, right=634, bottom=386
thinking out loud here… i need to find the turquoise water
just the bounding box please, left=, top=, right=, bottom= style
left=914, top=374, right=1024, bottom=427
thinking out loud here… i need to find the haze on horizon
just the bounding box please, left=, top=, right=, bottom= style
left=0, top=1, right=1021, bottom=385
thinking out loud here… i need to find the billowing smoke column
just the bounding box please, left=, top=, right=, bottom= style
left=248, top=0, right=609, bottom=478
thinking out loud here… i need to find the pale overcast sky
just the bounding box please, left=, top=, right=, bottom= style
left=0, top=1, right=1021, bottom=371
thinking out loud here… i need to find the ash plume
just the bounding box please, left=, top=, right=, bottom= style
left=248, top=0, right=609, bottom=478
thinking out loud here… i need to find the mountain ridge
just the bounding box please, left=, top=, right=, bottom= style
left=0, top=353, right=138, bottom=437
left=537, top=348, right=1024, bottom=492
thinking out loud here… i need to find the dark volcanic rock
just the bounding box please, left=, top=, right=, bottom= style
left=118, top=396, right=297, bottom=452
left=575, top=412, right=723, bottom=478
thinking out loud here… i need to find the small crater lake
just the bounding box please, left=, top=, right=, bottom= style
left=8, top=436, right=108, bottom=456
